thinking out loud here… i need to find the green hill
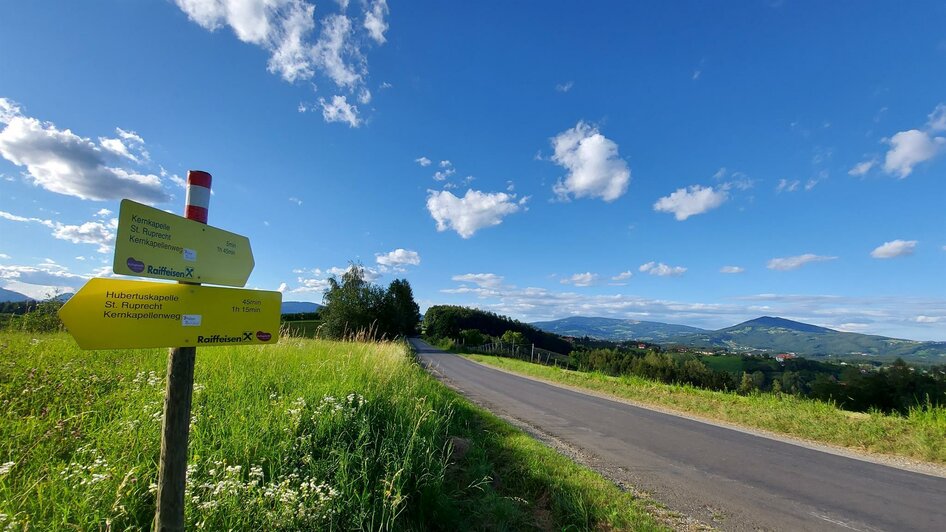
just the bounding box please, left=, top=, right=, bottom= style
left=532, top=315, right=946, bottom=364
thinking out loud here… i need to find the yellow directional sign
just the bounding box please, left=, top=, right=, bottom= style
left=59, top=278, right=281, bottom=350
left=113, top=199, right=254, bottom=287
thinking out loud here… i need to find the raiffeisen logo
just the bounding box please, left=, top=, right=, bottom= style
left=197, top=332, right=253, bottom=344
left=196, top=331, right=273, bottom=344
left=147, top=265, right=194, bottom=279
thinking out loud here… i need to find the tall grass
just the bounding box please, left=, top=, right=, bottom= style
left=468, top=354, right=946, bottom=464
left=0, top=332, right=662, bottom=530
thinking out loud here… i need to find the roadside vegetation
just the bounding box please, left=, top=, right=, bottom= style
left=0, top=331, right=663, bottom=530
left=466, top=354, right=946, bottom=464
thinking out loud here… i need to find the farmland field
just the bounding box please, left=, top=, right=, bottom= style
left=0, top=332, right=661, bottom=530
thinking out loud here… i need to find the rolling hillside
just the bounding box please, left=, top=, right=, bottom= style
left=531, top=316, right=706, bottom=341
left=533, top=315, right=946, bottom=363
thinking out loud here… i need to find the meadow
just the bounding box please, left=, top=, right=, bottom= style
left=0, top=332, right=662, bottom=530
left=468, top=354, right=946, bottom=465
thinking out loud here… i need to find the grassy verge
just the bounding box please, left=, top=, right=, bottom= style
left=467, top=354, right=946, bottom=465
left=0, top=332, right=662, bottom=530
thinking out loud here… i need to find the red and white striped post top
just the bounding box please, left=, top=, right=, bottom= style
left=184, top=170, right=212, bottom=224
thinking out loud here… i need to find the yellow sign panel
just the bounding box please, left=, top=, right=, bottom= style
left=113, top=199, right=254, bottom=287
left=59, top=278, right=281, bottom=350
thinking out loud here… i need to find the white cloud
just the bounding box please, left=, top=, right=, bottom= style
left=916, top=315, right=942, bottom=324
left=0, top=253, right=9, bottom=260
left=174, top=1, right=387, bottom=124
left=0, top=98, right=169, bottom=203
left=653, top=185, right=727, bottom=221
left=775, top=179, right=800, bottom=193
left=439, top=160, right=451, bottom=168
left=363, top=0, right=388, bottom=44
left=375, top=248, right=420, bottom=267
left=928, top=103, right=946, bottom=132
left=870, top=239, right=917, bottom=259
left=426, top=189, right=523, bottom=238
left=319, top=95, right=361, bottom=127
left=433, top=168, right=455, bottom=181
left=639, top=261, right=687, bottom=277
left=288, top=196, right=303, bottom=206
left=560, top=272, right=598, bottom=287
left=611, top=270, right=633, bottom=281
left=555, top=81, right=574, bottom=93
left=550, top=121, right=630, bottom=202
left=0, top=210, right=117, bottom=253
left=767, top=254, right=837, bottom=271
left=415, top=156, right=431, bottom=167
left=848, top=159, right=876, bottom=176
left=277, top=282, right=288, bottom=293
left=95, top=208, right=112, bottom=217
left=0, top=261, right=90, bottom=293
left=720, top=266, right=745, bottom=274
left=311, top=13, right=362, bottom=87
left=883, top=129, right=945, bottom=178
left=452, top=273, right=504, bottom=289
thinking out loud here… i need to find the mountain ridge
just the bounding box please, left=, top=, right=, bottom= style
left=532, top=315, right=946, bottom=363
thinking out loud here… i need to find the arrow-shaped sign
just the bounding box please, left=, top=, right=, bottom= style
left=59, top=278, right=281, bottom=350
left=113, top=199, right=254, bottom=287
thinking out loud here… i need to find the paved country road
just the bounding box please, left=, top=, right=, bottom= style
left=409, top=338, right=946, bottom=532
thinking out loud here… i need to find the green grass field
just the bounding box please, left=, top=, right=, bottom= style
left=0, top=332, right=662, bottom=530
left=467, top=354, right=946, bottom=465
left=280, top=319, right=321, bottom=338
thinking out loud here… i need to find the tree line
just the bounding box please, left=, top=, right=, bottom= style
left=423, top=305, right=573, bottom=354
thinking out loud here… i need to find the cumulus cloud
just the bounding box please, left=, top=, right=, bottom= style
left=639, top=261, right=687, bottom=277
left=174, top=0, right=387, bottom=124
left=874, top=103, right=946, bottom=178
left=426, top=189, right=524, bottom=238
left=870, top=239, right=917, bottom=259
left=550, top=121, right=630, bottom=202
left=848, top=159, right=876, bottom=176
left=0, top=98, right=168, bottom=203
left=375, top=248, right=420, bottom=268
left=767, top=254, right=837, bottom=271
left=363, top=0, right=388, bottom=44
left=653, top=185, right=727, bottom=220
left=916, top=315, right=942, bottom=324
left=0, top=209, right=117, bottom=253
left=452, top=273, right=504, bottom=289
left=720, top=266, right=745, bottom=274
left=560, top=272, right=598, bottom=287
left=883, top=129, right=945, bottom=178
left=319, top=95, right=361, bottom=127
left=289, top=263, right=381, bottom=294
left=611, top=271, right=633, bottom=281
left=415, top=156, right=431, bottom=167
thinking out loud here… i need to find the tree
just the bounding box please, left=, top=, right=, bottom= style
left=501, top=330, right=527, bottom=346
left=459, top=329, right=486, bottom=346
left=383, top=279, right=421, bottom=337
left=320, top=265, right=386, bottom=339
left=319, top=264, right=420, bottom=341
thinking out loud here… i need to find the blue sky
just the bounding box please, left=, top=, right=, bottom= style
left=1, top=1, right=944, bottom=340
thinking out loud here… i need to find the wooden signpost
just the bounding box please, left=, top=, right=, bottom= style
left=58, top=170, right=280, bottom=531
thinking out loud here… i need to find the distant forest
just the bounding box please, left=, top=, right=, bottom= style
left=423, top=305, right=946, bottom=415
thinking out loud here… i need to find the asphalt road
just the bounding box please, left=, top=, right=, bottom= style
left=410, top=338, right=946, bottom=531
